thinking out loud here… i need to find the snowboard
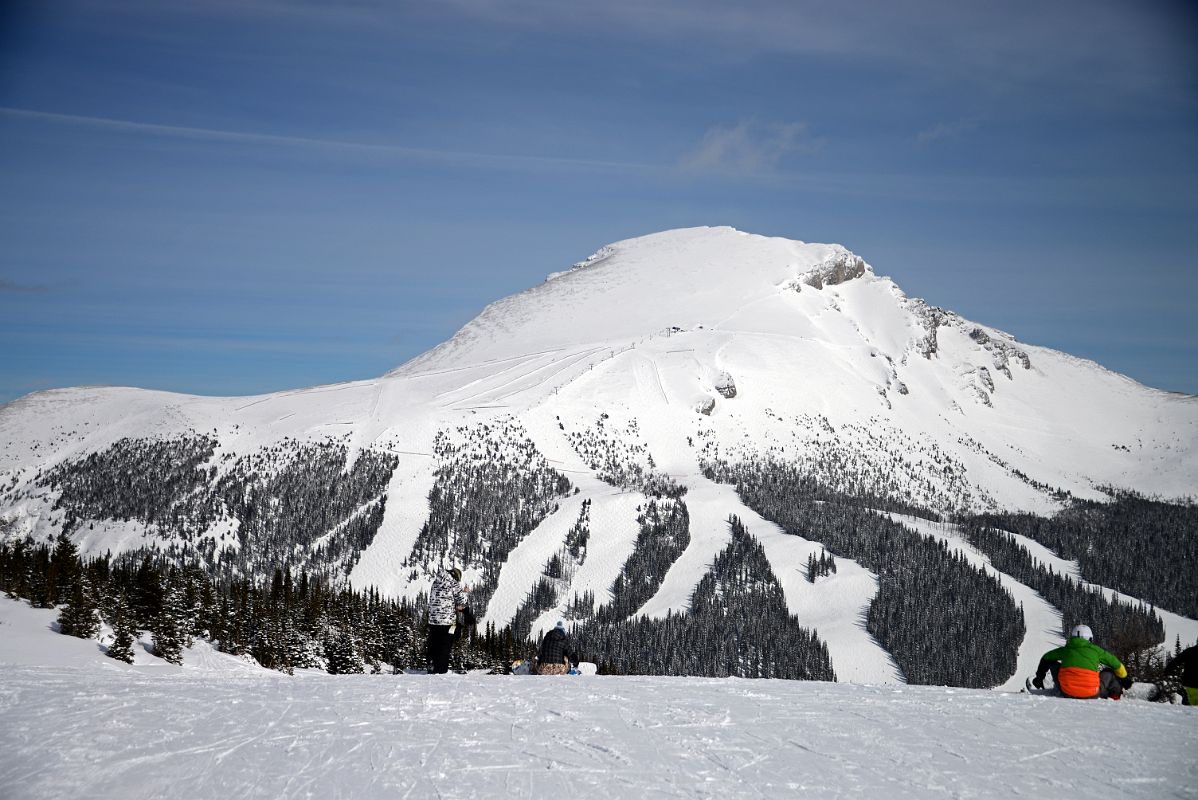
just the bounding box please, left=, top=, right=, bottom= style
left=508, top=659, right=593, bottom=675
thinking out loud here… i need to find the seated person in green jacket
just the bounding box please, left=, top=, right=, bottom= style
left=1033, top=624, right=1131, bottom=700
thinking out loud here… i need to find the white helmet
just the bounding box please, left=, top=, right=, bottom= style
left=1070, top=624, right=1093, bottom=642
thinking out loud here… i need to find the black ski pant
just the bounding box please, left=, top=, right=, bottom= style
left=1097, top=669, right=1124, bottom=698
left=427, top=624, right=453, bottom=674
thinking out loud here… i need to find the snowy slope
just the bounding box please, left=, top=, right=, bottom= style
left=1, top=226, right=1196, bottom=683
left=0, top=596, right=263, bottom=674
left=1, top=597, right=1194, bottom=800
left=4, top=227, right=1192, bottom=505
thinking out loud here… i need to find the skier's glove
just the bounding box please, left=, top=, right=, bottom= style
left=1031, top=676, right=1044, bottom=690
left=1119, top=676, right=1133, bottom=690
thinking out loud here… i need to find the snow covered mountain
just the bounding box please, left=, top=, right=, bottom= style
left=2, top=226, right=1195, bottom=686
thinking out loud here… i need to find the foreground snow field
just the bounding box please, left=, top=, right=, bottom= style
left=1, top=596, right=1194, bottom=800
left=4, top=666, right=1195, bottom=799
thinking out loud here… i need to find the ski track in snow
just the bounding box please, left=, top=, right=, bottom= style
left=444, top=347, right=605, bottom=409
left=2, top=662, right=1194, bottom=800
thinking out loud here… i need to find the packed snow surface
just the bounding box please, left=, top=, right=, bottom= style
left=4, top=669, right=1196, bottom=798
left=2, top=599, right=1195, bottom=800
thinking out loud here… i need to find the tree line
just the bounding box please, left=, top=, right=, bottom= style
left=970, top=492, right=1197, bottom=618
left=39, top=435, right=399, bottom=581
left=0, top=536, right=528, bottom=675
left=956, top=519, right=1165, bottom=667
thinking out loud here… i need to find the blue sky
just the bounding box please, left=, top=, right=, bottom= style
left=1, top=0, right=1196, bottom=402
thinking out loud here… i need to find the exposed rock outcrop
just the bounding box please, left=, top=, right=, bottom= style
left=969, top=327, right=1031, bottom=377
left=714, top=371, right=737, bottom=399
left=800, top=252, right=868, bottom=290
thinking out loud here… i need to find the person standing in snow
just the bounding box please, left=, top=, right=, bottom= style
left=1162, top=643, right=1198, bottom=706
left=1033, top=624, right=1131, bottom=699
left=535, top=620, right=576, bottom=675
left=426, top=566, right=467, bottom=674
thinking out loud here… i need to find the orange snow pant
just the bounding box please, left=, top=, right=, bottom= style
left=1057, top=666, right=1100, bottom=698
left=1057, top=666, right=1122, bottom=699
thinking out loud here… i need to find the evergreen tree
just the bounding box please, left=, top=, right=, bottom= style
left=47, top=533, right=82, bottom=606
left=958, top=521, right=1164, bottom=650
left=106, top=591, right=137, bottom=664
left=25, top=547, right=52, bottom=609
left=325, top=626, right=365, bottom=674
left=598, top=498, right=690, bottom=623
left=283, top=620, right=319, bottom=671
left=379, top=606, right=417, bottom=672
left=0, top=541, right=433, bottom=677
left=56, top=574, right=100, bottom=639
left=130, top=555, right=162, bottom=629
left=151, top=585, right=188, bottom=665
left=251, top=618, right=283, bottom=672
left=405, top=421, right=572, bottom=617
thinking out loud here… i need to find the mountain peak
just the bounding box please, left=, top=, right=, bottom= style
left=395, top=226, right=873, bottom=375
left=553, top=227, right=873, bottom=287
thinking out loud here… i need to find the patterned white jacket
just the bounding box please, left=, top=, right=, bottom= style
left=427, top=568, right=467, bottom=626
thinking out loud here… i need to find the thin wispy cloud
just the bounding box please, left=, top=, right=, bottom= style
left=3, top=327, right=394, bottom=356
left=0, top=107, right=659, bottom=175
left=680, top=121, right=816, bottom=176
left=917, top=118, right=981, bottom=144
left=441, top=1, right=1195, bottom=104
left=0, top=278, right=49, bottom=293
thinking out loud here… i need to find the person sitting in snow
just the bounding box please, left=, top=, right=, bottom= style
left=535, top=620, right=576, bottom=675
left=1033, top=624, right=1131, bottom=699
left=1162, top=643, right=1198, bottom=706
left=426, top=566, right=467, bottom=674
